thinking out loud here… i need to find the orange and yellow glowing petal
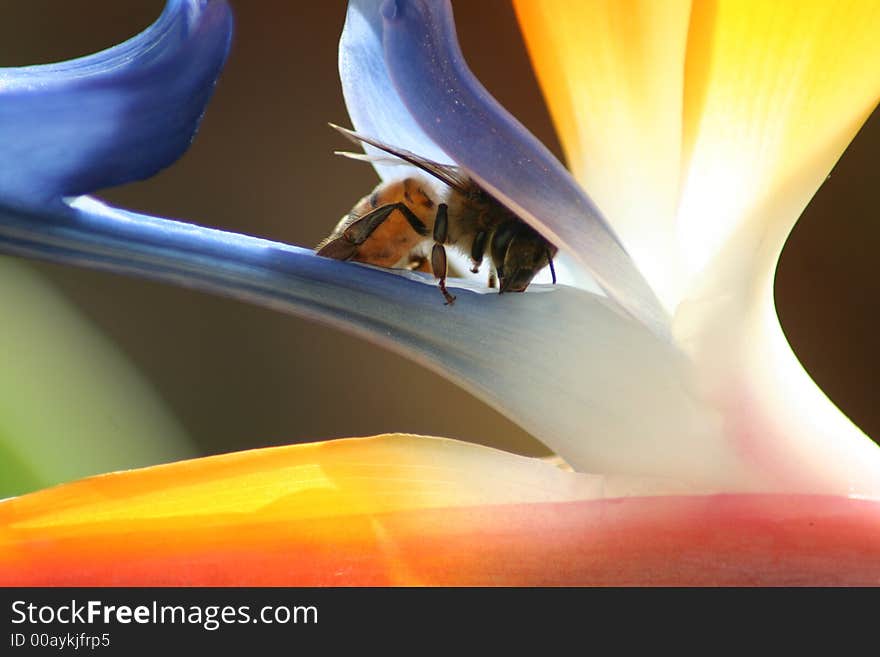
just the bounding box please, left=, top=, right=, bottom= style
left=514, top=0, right=692, bottom=310
left=678, top=0, right=880, bottom=283
left=2, top=434, right=880, bottom=585
left=0, top=434, right=595, bottom=585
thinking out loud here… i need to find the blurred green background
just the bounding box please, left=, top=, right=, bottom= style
left=0, top=0, right=877, bottom=496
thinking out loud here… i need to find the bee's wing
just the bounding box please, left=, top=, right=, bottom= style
left=329, top=123, right=472, bottom=193
left=334, top=151, right=414, bottom=169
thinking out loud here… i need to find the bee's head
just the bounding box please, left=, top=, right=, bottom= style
left=490, top=221, right=557, bottom=293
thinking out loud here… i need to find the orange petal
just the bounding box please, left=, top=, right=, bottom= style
left=3, top=434, right=880, bottom=585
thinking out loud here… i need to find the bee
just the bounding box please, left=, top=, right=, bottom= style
left=316, top=124, right=557, bottom=304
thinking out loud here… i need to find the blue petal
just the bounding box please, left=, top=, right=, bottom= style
left=371, top=0, right=668, bottom=335
left=0, top=0, right=232, bottom=204
left=340, top=0, right=454, bottom=181
left=0, top=198, right=719, bottom=481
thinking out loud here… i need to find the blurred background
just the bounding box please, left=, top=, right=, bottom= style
left=0, top=0, right=877, bottom=495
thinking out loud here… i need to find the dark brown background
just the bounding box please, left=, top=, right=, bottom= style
left=1, top=0, right=877, bottom=458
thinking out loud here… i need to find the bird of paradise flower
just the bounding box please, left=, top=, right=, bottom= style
left=1, top=0, right=880, bottom=585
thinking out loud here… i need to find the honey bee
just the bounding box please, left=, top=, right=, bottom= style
left=316, top=124, right=557, bottom=304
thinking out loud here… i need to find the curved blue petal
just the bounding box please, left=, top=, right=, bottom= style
left=0, top=0, right=232, bottom=204
left=0, top=198, right=725, bottom=484
left=340, top=0, right=453, bottom=181
left=372, top=0, right=668, bottom=335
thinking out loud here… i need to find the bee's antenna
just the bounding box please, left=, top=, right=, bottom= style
left=547, top=249, right=557, bottom=285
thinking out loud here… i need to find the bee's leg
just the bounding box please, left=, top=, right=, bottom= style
left=316, top=203, right=428, bottom=260
left=346, top=203, right=429, bottom=242
left=316, top=204, right=396, bottom=260
left=432, top=202, right=449, bottom=244
left=393, top=203, right=431, bottom=237
left=431, top=203, right=456, bottom=305
left=488, top=270, right=497, bottom=289
left=431, top=244, right=455, bottom=304
left=470, top=230, right=488, bottom=274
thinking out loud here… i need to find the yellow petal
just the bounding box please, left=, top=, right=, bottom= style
left=0, top=434, right=618, bottom=584
left=516, top=0, right=880, bottom=310
left=514, top=0, right=692, bottom=310
left=677, top=0, right=880, bottom=289
left=3, top=434, right=609, bottom=530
